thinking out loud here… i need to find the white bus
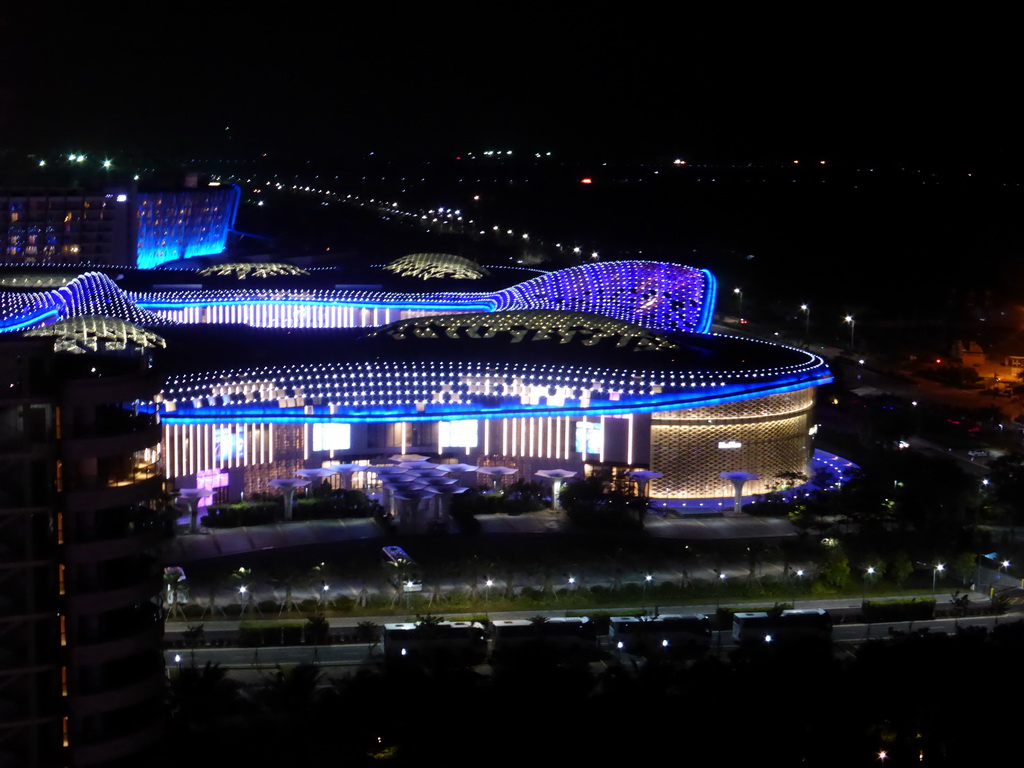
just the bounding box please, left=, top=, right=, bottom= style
left=732, top=609, right=831, bottom=644
left=382, top=620, right=486, bottom=661
left=609, top=614, right=711, bottom=654
left=491, top=617, right=596, bottom=656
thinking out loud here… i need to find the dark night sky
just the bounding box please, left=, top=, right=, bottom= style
left=3, top=8, right=1018, bottom=167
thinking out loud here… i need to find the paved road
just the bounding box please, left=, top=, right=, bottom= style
left=164, top=610, right=1022, bottom=679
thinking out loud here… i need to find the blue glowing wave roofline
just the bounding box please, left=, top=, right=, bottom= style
left=159, top=371, right=833, bottom=425
left=3, top=261, right=718, bottom=336
left=137, top=298, right=499, bottom=312
left=696, top=269, right=716, bottom=334
left=0, top=306, right=62, bottom=332
left=133, top=260, right=716, bottom=334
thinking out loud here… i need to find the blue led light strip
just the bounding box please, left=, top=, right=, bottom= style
left=160, top=372, right=834, bottom=425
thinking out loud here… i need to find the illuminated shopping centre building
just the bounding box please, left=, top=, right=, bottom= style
left=0, top=256, right=833, bottom=502
left=0, top=246, right=834, bottom=763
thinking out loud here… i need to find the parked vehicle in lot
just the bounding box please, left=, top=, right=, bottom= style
left=491, top=617, right=596, bottom=656
left=732, top=609, right=832, bottom=644
left=608, top=614, right=711, bottom=655
left=382, top=620, right=486, bottom=662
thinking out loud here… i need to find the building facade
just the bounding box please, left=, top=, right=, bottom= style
left=0, top=338, right=165, bottom=767
left=0, top=258, right=832, bottom=506
left=0, top=184, right=239, bottom=268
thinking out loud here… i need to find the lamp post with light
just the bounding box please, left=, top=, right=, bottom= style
left=864, top=566, right=877, bottom=638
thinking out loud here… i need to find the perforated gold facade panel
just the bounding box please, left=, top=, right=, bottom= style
left=649, top=389, right=815, bottom=499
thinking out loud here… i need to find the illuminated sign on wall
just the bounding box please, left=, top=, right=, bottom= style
left=312, top=422, right=352, bottom=451
left=439, top=420, right=478, bottom=448
left=575, top=421, right=603, bottom=454
left=213, top=425, right=245, bottom=461
left=195, top=468, right=228, bottom=507
left=717, top=440, right=742, bottom=449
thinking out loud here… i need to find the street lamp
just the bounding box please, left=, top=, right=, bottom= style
left=844, top=314, right=855, bottom=348
left=643, top=573, right=653, bottom=609
left=713, top=571, right=727, bottom=653
left=794, top=569, right=804, bottom=608
left=734, top=287, right=743, bottom=318
left=864, top=566, right=876, bottom=599
left=932, top=563, right=945, bottom=593
left=800, top=304, right=810, bottom=340
left=863, top=566, right=876, bottom=638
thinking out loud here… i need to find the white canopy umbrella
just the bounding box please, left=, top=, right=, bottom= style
left=296, top=467, right=338, bottom=494
left=269, top=478, right=311, bottom=521
left=535, top=469, right=578, bottom=510
left=391, top=486, right=440, bottom=530
left=477, top=466, right=518, bottom=491
left=627, top=470, right=664, bottom=498
left=443, top=463, right=479, bottom=474
left=366, top=465, right=413, bottom=477
left=296, top=467, right=338, bottom=480
left=175, top=487, right=213, bottom=534
left=389, top=453, right=430, bottom=463
left=325, top=463, right=366, bottom=490
left=719, top=471, right=761, bottom=515
left=396, top=461, right=446, bottom=474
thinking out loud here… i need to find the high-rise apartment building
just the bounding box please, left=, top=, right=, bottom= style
left=0, top=337, right=165, bottom=767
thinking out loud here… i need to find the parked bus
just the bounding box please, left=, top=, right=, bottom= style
left=732, top=609, right=832, bottom=644
left=381, top=545, right=423, bottom=592
left=609, top=614, right=711, bottom=655
left=382, top=620, right=486, bottom=662
left=491, top=617, right=597, bottom=656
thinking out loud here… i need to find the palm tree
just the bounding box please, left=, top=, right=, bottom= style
left=183, top=624, right=204, bottom=666
left=502, top=567, right=516, bottom=601
left=260, top=664, right=327, bottom=728
left=169, top=661, right=244, bottom=735
left=273, top=569, right=303, bottom=616
left=163, top=569, right=187, bottom=619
